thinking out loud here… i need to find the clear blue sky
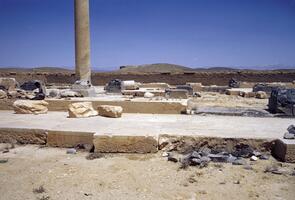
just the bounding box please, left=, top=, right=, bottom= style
left=0, top=0, right=295, bottom=70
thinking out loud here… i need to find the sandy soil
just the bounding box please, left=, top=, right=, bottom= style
left=0, top=145, right=295, bottom=200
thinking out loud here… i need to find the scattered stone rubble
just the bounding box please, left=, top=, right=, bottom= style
left=165, top=144, right=270, bottom=169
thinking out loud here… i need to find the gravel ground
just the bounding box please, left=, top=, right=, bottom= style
left=0, top=145, right=295, bottom=200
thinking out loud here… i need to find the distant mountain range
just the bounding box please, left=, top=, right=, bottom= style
left=0, top=63, right=294, bottom=73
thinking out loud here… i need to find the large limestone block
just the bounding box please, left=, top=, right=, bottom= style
left=47, top=130, right=94, bottom=148
left=94, top=135, right=158, bottom=153
left=0, top=77, right=18, bottom=91
left=68, top=102, right=98, bottom=118
left=165, top=89, right=188, bottom=99
left=0, top=89, right=7, bottom=99
left=13, top=100, right=48, bottom=114
left=97, top=105, right=123, bottom=118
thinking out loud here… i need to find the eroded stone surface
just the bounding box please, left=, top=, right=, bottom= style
left=97, top=105, right=123, bottom=118
left=0, top=90, right=7, bottom=99
left=68, top=102, right=98, bottom=118
left=47, top=130, right=94, bottom=148
left=13, top=100, right=48, bottom=114
left=94, top=135, right=158, bottom=153
left=0, top=78, right=18, bottom=91
left=0, top=128, right=46, bottom=144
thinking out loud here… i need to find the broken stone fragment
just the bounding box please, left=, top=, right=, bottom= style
left=250, top=155, right=258, bottom=161
left=208, top=153, right=230, bottom=163
left=287, top=125, right=295, bottom=134
left=0, top=77, right=18, bottom=91
left=283, top=132, right=295, bottom=139
left=68, top=102, right=98, bottom=118
left=256, top=91, right=268, bottom=99
left=0, top=89, right=7, bottom=99
left=66, top=148, right=77, bottom=154
left=13, top=100, right=48, bottom=114
left=259, top=155, right=269, bottom=160
left=167, top=155, right=178, bottom=163
left=97, top=105, right=123, bottom=118
left=144, top=92, right=155, bottom=98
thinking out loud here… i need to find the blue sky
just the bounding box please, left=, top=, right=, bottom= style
left=0, top=0, right=295, bottom=70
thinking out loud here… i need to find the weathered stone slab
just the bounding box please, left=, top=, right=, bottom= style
left=0, top=128, right=47, bottom=144
left=13, top=100, right=48, bottom=114
left=272, top=139, right=295, bottom=163
left=94, top=135, right=158, bottom=153
left=47, top=130, right=94, bottom=148
left=165, top=89, right=188, bottom=99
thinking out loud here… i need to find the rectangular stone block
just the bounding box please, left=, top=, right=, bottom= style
left=225, top=89, right=242, bottom=96
left=47, top=130, right=94, bottom=148
left=165, top=89, right=188, bottom=99
left=272, top=139, right=295, bottom=163
left=0, top=128, right=47, bottom=144
left=46, top=99, right=187, bottom=114
left=94, top=135, right=158, bottom=153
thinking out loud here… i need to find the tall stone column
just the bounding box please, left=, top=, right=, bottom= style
left=74, top=0, right=91, bottom=84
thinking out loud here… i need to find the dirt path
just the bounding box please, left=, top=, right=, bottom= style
left=0, top=145, right=295, bottom=200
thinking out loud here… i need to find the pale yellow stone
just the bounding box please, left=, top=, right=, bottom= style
left=97, top=105, right=123, bottom=118
left=13, top=100, right=48, bottom=114
left=68, top=102, right=98, bottom=118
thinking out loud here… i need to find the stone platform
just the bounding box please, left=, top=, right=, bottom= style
left=0, top=110, right=294, bottom=161
left=0, top=97, right=187, bottom=114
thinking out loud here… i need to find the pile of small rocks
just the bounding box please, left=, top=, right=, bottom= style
left=164, top=144, right=269, bottom=169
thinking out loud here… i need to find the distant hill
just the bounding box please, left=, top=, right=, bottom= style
left=118, top=63, right=193, bottom=73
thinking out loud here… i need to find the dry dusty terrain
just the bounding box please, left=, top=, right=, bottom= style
left=1, top=145, right=295, bottom=200
left=1, top=68, right=295, bottom=86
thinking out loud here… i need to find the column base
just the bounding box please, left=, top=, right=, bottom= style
left=71, top=80, right=96, bottom=97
